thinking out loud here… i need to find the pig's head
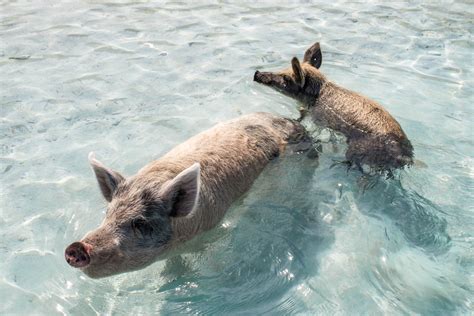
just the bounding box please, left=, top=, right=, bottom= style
left=254, top=42, right=326, bottom=104
left=65, top=153, right=200, bottom=278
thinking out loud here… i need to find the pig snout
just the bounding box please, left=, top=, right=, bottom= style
left=65, top=241, right=92, bottom=268
left=254, top=70, right=267, bottom=83
left=254, top=70, right=282, bottom=86
left=254, top=70, right=273, bottom=84
left=254, top=70, right=261, bottom=81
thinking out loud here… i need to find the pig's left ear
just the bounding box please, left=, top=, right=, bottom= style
left=160, top=163, right=201, bottom=218
left=291, top=57, right=305, bottom=88
left=88, top=152, right=125, bottom=202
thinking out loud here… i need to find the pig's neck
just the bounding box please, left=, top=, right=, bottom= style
left=169, top=192, right=220, bottom=243
left=170, top=212, right=203, bottom=243
left=309, top=80, right=343, bottom=109
left=169, top=174, right=248, bottom=243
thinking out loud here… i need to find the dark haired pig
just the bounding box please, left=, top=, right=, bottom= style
left=254, top=42, right=413, bottom=173
left=65, top=112, right=307, bottom=278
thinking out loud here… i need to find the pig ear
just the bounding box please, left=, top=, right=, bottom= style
left=291, top=57, right=305, bottom=87
left=160, top=163, right=200, bottom=218
left=88, top=152, right=125, bottom=202
left=303, top=42, right=322, bottom=69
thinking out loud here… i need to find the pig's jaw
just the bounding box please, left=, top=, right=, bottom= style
left=81, top=266, right=128, bottom=279
left=81, top=260, right=145, bottom=279
left=79, top=245, right=173, bottom=278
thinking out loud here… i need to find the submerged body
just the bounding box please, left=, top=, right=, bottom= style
left=254, top=42, right=413, bottom=172
left=65, top=112, right=307, bottom=278
left=313, top=81, right=413, bottom=170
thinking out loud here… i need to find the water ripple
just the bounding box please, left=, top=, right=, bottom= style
left=0, top=1, right=472, bottom=315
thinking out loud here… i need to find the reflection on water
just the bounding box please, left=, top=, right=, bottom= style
left=1, top=1, right=472, bottom=315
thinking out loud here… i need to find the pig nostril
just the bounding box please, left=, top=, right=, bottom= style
left=65, top=241, right=91, bottom=268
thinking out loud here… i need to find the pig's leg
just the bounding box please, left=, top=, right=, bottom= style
left=287, top=128, right=321, bottom=160
left=297, top=106, right=309, bottom=122
left=160, top=255, right=192, bottom=279
left=329, top=159, right=353, bottom=172
left=356, top=174, right=380, bottom=193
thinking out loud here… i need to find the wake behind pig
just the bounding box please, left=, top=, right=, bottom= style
left=65, top=112, right=309, bottom=278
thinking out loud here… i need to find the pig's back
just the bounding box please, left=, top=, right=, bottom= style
left=164, top=112, right=299, bottom=161
left=315, top=82, right=406, bottom=140
left=141, top=112, right=305, bottom=236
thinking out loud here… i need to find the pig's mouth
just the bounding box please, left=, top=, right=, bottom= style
left=254, top=70, right=283, bottom=86
left=254, top=70, right=294, bottom=95
left=65, top=241, right=91, bottom=268
left=65, top=242, right=119, bottom=278
left=65, top=239, right=172, bottom=278
left=80, top=253, right=148, bottom=279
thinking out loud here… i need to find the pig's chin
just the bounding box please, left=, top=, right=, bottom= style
left=81, top=262, right=149, bottom=279
left=260, top=82, right=298, bottom=99
left=80, top=252, right=167, bottom=278
left=80, top=265, right=113, bottom=279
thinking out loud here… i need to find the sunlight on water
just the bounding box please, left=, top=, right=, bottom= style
left=1, top=1, right=473, bottom=315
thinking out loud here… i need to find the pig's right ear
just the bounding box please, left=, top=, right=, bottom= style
left=160, top=163, right=201, bottom=218
left=303, top=42, right=322, bottom=69
left=88, top=152, right=125, bottom=202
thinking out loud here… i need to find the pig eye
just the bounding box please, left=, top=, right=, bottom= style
left=131, top=219, right=153, bottom=238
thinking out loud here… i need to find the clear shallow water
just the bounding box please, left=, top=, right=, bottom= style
left=0, top=0, right=473, bottom=314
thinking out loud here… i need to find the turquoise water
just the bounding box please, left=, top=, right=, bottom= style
left=1, top=1, right=473, bottom=315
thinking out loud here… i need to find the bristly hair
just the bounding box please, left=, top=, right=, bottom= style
left=140, top=189, right=168, bottom=218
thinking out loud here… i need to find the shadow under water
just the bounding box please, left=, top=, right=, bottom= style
left=156, top=153, right=335, bottom=315
left=310, top=124, right=452, bottom=256
left=357, top=177, right=451, bottom=256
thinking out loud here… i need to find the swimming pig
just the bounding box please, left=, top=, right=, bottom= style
left=65, top=112, right=308, bottom=278
left=254, top=42, right=413, bottom=173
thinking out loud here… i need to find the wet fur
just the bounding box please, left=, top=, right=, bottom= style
left=78, top=112, right=307, bottom=278
left=139, top=113, right=307, bottom=240
left=254, top=42, right=414, bottom=172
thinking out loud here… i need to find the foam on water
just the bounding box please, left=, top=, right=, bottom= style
left=1, top=1, right=473, bottom=315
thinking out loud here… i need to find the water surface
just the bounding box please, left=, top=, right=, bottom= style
left=1, top=1, right=473, bottom=315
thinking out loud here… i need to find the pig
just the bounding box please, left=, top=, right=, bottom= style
left=254, top=42, right=414, bottom=174
left=65, top=112, right=309, bottom=278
